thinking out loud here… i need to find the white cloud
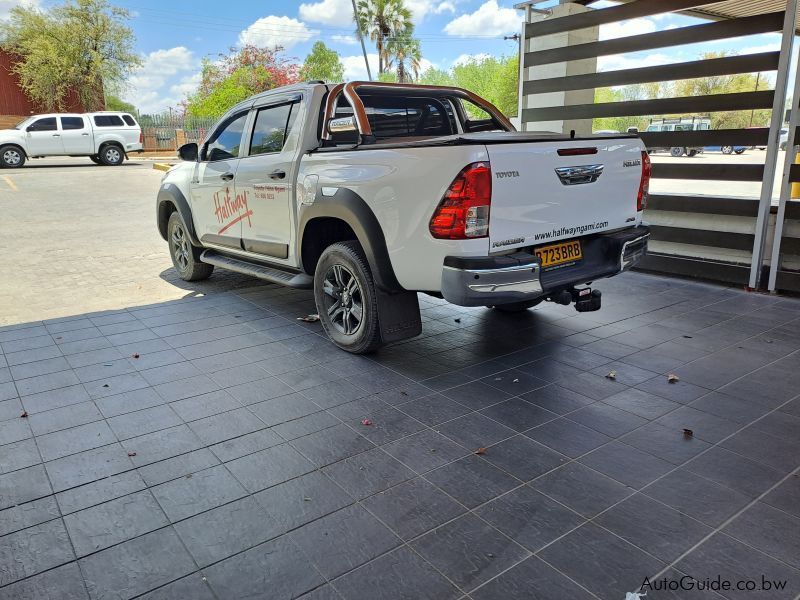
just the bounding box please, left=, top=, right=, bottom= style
left=299, top=0, right=353, bottom=27
left=238, top=15, right=317, bottom=50
left=123, top=46, right=199, bottom=113
left=597, top=52, right=673, bottom=72
left=453, top=52, right=491, bottom=67
left=739, top=42, right=781, bottom=55
left=407, top=0, right=456, bottom=21
left=599, top=17, right=656, bottom=41
left=0, top=0, right=38, bottom=20
left=342, top=53, right=379, bottom=81
left=332, top=34, right=358, bottom=45
left=444, top=0, right=520, bottom=37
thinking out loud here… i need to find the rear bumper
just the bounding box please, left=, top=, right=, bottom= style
left=441, top=225, right=650, bottom=307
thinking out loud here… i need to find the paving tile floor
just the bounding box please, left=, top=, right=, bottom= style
left=1, top=271, right=799, bottom=599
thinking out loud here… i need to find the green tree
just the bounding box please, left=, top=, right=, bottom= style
left=0, top=0, right=140, bottom=111
left=105, top=94, right=136, bottom=113
left=355, top=0, right=413, bottom=75
left=386, top=34, right=422, bottom=83
left=452, top=55, right=518, bottom=117
left=184, top=45, right=300, bottom=118
left=300, top=41, right=344, bottom=82
left=419, top=67, right=454, bottom=87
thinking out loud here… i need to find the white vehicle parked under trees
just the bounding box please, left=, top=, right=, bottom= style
left=156, top=81, right=650, bottom=353
left=0, top=112, right=143, bottom=167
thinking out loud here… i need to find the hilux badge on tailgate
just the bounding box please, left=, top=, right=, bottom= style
left=623, top=159, right=641, bottom=167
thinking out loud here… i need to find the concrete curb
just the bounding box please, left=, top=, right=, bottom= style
left=153, top=163, right=174, bottom=172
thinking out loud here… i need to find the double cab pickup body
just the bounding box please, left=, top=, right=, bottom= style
left=157, top=81, right=650, bottom=353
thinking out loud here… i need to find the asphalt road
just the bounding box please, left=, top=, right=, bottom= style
left=0, top=157, right=265, bottom=326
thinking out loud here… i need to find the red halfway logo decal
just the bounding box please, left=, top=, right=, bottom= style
left=214, top=187, right=253, bottom=234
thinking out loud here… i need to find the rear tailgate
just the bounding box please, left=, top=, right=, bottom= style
left=487, top=138, right=645, bottom=252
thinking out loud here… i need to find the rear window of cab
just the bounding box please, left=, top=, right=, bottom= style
left=93, top=115, right=125, bottom=127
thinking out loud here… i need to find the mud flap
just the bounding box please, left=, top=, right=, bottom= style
left=376, top=290, right=422, bottom=343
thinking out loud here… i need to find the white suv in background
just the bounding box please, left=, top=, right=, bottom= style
left=0, top=111, right=143, bottom=168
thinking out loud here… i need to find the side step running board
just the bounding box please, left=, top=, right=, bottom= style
left=200, top=250, right=313, bottom=289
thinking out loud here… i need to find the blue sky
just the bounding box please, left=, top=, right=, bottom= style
left=0, top=0, right=785, bottom=113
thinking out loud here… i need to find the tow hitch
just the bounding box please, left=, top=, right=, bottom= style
left=549, top=287, right=602, bottom=312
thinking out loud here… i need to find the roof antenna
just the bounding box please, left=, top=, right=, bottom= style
left=570, top=129, right=576, bottom=139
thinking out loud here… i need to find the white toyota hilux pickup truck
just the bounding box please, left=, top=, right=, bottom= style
left=156, top=81, right=650, bottom=353
left=0, top=112, right=142, bottom=168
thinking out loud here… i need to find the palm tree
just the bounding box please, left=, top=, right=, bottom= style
left=355, top=0, right=413, bottom=75
left=386, top=35, right=421, bottom=83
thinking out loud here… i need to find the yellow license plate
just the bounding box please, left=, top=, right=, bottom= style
left=535, top=240, right=582, bottom=268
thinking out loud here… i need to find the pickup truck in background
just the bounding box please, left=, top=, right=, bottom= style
left=0, top=112, right=142, bottom=168
left=156, top=81, right=650, bottom=353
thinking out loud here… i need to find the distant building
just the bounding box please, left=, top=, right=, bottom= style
left=0, top=48, right=101, bottom=128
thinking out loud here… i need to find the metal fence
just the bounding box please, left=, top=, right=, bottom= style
left=138, top=114, right=217, bottom=152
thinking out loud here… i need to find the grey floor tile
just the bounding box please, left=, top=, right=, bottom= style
left=531, top=462, right=632, bottom=518
left=84, top=372, right=150, bottom=400
left=481, top=370, right=549, bottom=395
left=0, top=437, right=41, bottom=474
left=596, top=493, right=712, bottom=562
left=151, top=464, right=247, bottom=521
left=28, top=401, right=103, bottom=436
left=140, top=361, right=202, bottom=386
left=253, top=471, right=354, bottom=534
left=0, top=562, right=89, bottom=600
left=762, top=476, right=800, bottom=519
left=153, top=374, right=220, bottom=402
left=750, top=411, right=800, bottom=443
left=437, top=412, right=517, bottom=451
left=635, top=376, right=710, bottom=405
left=79, top=527, right=196, bottom=600
left=0, top=417, right=32, bottom=445
left=94, top=387, right=164, bottom=418
left=567, top=403, right=648, bottom=438
left=64, top=489, right=169, bottom=557
left=517, top=384, right=595, bottom=415
left=14, top=370, right=81, bottom=397
left=121, top=424, right=203, bottom=467
left=411, top=513, right=530, bottom=592
left=204, top=535, right=326, bottom=599
left=168, top=389, right=241, bottom=422
left=332, top=546, right=461, bottom=600
left=290, top=504, right=401, bottom=580
left=361, top=477, right=465, bottom=541
left=45, top=444, right=134, bottom=493
left=442, top=381, right=510, bottom=410
left=724, top=502, right=800, bottom=570
left=481, top=435, right=566, bottom=481
left=479, top=398, right=558, bottom=432
left=475, top=485, right=584, bottom=552
left=300, top=379, right=371, bottom=409
left=524, top=417, right=612, bottom=458
left=137, top=448, right=220, bottom=487
left=578, top=441, right=674, bottom=489
left=676, top=533, right=799, bottom=600
left=290, top=423, right=375, bottom=467
left=689, top=391, right=771, bottom=425
left=37, top=420, right=116, bottom=462
left=20, top=384, right=89, bottom=414
left=685, top=447, right=784, bottom=499
left=0, top=397, right=23, bottom=422
left=136, top=574, right=216, bottom=600
left=395, top=393, right=471, bottom=426
left=642, top=469, right=751, bottom=527
left=622, top=422, right=712, bottom=466
left=322, top=448, right=415, bottom=500
left=209, top=427, right=284, bottom=462
left=383, top=429, right=469, bottom=474
left=228, top=376, right=298, bottom=405
left=107, top=404, right=182, bottom=440
left=271, top=411, right=339, bottom=441
left=425, top=455, right=519, bottom=509
left=187, top=406, right=264, bottom=445
left=248, top=392, right=324, bottom=426
left=226, top=442, right=315, bottom=493
left=471, top=555, right=595, bottom=600
left=174, top=495, right=281, bottom=567
left=602, top=387, right=680, bottom=420
left=55, top=470, right=146, bottom=515
left=538, top=523, right=664, bottom=600
left=653, top=406, right=740, bottom=444
left=0, top=518, right=75, bottom=586
left=557, top=371, right=629, bottom=401
left=0, top=494, right=59, bottom=537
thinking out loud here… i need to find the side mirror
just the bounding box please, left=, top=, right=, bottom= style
left=177, top=142, right=198, bottom=161
left=627, top=127, right=639, bottom=134
left=26, top=125, right=35, bottom=132
left=328, top=116, right=358, bottom=134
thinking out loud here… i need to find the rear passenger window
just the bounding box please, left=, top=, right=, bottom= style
left=93, top=115, right=124, bottom=127
left=249, top=103, right=297, bottom=156
left=61, top=117, right=85, bottom=130
left=122, top=115, right=136, bottom=126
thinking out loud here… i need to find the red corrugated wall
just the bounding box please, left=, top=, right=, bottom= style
left=0, top=49, right=99, bottom=115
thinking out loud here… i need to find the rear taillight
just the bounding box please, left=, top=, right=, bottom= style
left=139, top=131, right=143, bottom=144
left=637, top=150, right=651, bottom=211
left=429, top=162, right=491, bottom=239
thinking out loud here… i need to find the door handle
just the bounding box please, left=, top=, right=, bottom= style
left=52, top=134, right=60, bottom=137
left=220, top=172, right=234, bottom=181
left=81, top=133, right=89, bottom=136
left=269, top=169, right=286, bottom=180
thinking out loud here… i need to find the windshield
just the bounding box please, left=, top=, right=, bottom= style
left=14, top=117, right=34, bottom=130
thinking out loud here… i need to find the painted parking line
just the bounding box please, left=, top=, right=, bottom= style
left=2, top=176, right=18, bottom=191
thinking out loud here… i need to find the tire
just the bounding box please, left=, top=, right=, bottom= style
left=99, top=144, right=124, bottom=166
left=167, top=211, right=213, bottom=281
left=721, top=145, right=733, bottom=155
left=669, top=147, right=684, bottom=157
left=0, top=145, right=25, bottom=168
left=314, top=240, right=383, bottom=354
left=734, top=148, right=745, bottom=155
left=491, top=298, right=543, bottom=313
left=89, top=155, right=101, bottom=164
left=687, top=149, right=698, bottom=157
